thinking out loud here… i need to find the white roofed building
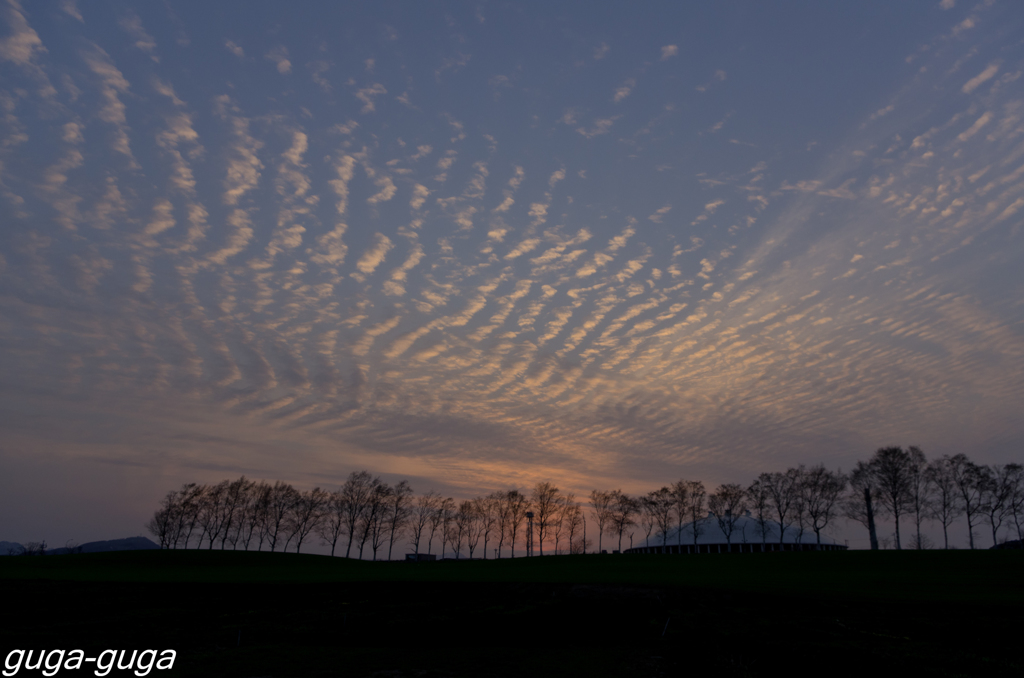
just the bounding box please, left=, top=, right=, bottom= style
left=624, top=512, right=847, bottom=554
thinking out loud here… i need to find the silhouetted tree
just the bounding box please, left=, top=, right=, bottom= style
left=287, top=487, right=329, bottom=553
left=866, top=447, right=916, bottom=550
left=502, top=490, right=529, bottom=558
left=219, top=476, right=253, bottom=550
left=709, top=483, right=746, bottom=551
left=638, top=494, right=657, bottom=547
left=563, top=497, right=584, bottom=555
left=264, top=481, right=299, bottom=552
left=364, top=481, right=393, bottom=560
left=610, top=490, right=639, bottom=552
left=318, top=489, right=347, bottom=557
left=340, top=471, right=373, bottom=558
left=763, top=468, right=803, bottom=545
left=746, top=477, right=772, bottom=544
left=410, top=491, right=439, bottom=555
left=800, top=466, right=847, bottom=545
left=385, top=480, right=414, bottom=560
left=198, top=481, right=229, bottom=550
left=461, top=500, right=482, bottom=558
left=590, top=489, right=615, bottom=553
left=982, top=464, right=1021, bottom=547
left=670, top=481, right=690, bottom=547
left=903, top=448, right=931, bottom=549
left=438, top=496, right=455, bottom=558
left=682, top=480, right=707, bottom=548
left=924, top=456, right=963, bottom=549
left=949, top=454, right=986, bottom=549
left=847, top=462, right=880, bottom=550
left=552, top=493, right=577, bottom=555
left=647, top=487, right=674, bottom=547
left=532, top=482, right=560, bottom=556
left=475, top=494, right=499, bottom=558
left=1006, top=465, right=1024, bottom=548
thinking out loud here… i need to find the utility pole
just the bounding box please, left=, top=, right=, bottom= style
left=525, top=511, right=534, bottom=557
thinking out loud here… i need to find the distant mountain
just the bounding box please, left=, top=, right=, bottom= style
left=0, top=536, right=160, bottom=556
left=0, top=541, right=25, bottom=556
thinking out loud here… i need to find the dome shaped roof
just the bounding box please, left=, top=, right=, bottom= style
left=640, top=514, right=843, bottom=548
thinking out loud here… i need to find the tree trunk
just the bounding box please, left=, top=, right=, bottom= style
left=864, top=488, right=879, bottom=551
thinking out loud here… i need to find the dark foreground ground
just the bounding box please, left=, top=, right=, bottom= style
left=1, top=549, right=1021, bottom=677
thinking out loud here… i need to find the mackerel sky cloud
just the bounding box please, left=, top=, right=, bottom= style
left=1, top=1, right=1023, bottom=542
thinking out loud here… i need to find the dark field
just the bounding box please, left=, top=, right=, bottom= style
left=2, top=550, right=1021, bottom=677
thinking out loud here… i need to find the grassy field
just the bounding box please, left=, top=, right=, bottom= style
left=2, top=549, right=1021, bottom=677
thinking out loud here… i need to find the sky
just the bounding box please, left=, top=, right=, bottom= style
left=1, top=0, right=1023, bottom=547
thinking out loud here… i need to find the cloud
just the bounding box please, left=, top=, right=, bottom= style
left=594, top=43, right=609, bottom=60
left=352, top=233, right=394, bottom=281
left=265, top=46, right=292, bottom=74
left=60, top=0, right=83, bottom=22
left=576, top=117, right=619, bottom=138
left=356, top=84, right=387, bottom=113
left=614, top=78, right=635, bottom=102
left=410, top=184, right=430, bottom=210
left=119, top=11, right=158, bottom=62
left=224, top=40, right=244, bottom=58
left=83, top=46, right=136, bottom=161
left=962, top=62, right=999, bottom=93
left=660, top=45, right=678, bottom=60
left=0, top=1, right=46, bottom=65
left=215, top=98, right=264, bottom=206
left=367, top=175, right=397, bottom=204
left=648, top=205, right=672, bottom=223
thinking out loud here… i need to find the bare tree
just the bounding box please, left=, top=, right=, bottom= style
left=746, top=477, right=773, bottom=544
left=846, top=462, right=880, bottom=550
left=682, top=480, right=707, bottom=548
left=563, top=498, right=585, bottom=554
left=462, top=500, right=483, bottom=558
left=982, top=464, right=1020, bottom=547
left=385, top=480, right=414, bottom=561
left=410, top=491, right=439, bottom=555
left=318, top=489, right=347, bottom=557
left=924, top=456, right=963, bottom=549
left=438, top=497, right=456, bottom=558
left=638, top=494, right=657, bottom=548
left=231, top=478, right=261, bottom=550
left=590, top=489, right=615, bottom=553
left=670, top=481, right=690, bottom=548
left=250, top=481, right=273, bottom=551
left=709, top=484, right=746, bottom=551
left=147, top=490, right=178, bottom=549
left=364, top=481, right=393, bottom=561
left=198, top=481, right=229, bottom=550
left=476, top=493, right=500, bottom=559
left=1006, top=464, right=1024, bottom=547
left=763, top=468, right=803, bottom=545
left=532, top=482, right=560, bottom=556
left=646, top=487, right=674, bottom=547
left=427, top=494, right=448, bottom=556
left=503, top=490, right=529, bottom=558
left=903, top=447, right=931, bottom=550
left=866, top=447, right=916, bottom=550
left=800, top=466, right=847, bottom=546
left=219, top=476, right=253, bottom=550
left=610, top=491, right=639, bottom=552
left=287, top=487, right=330, bottom=553
left=265, top=481, right=299, bottom=552
left=340, top=471, right=374, bottom=558
left=949, top=454, right=986, bottom=549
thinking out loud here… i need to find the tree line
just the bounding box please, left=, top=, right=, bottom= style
left=146, top=447, right=1024, bottom=557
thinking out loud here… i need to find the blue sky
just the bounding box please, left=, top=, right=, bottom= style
left=1, top=0, right=1023, bottom=544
